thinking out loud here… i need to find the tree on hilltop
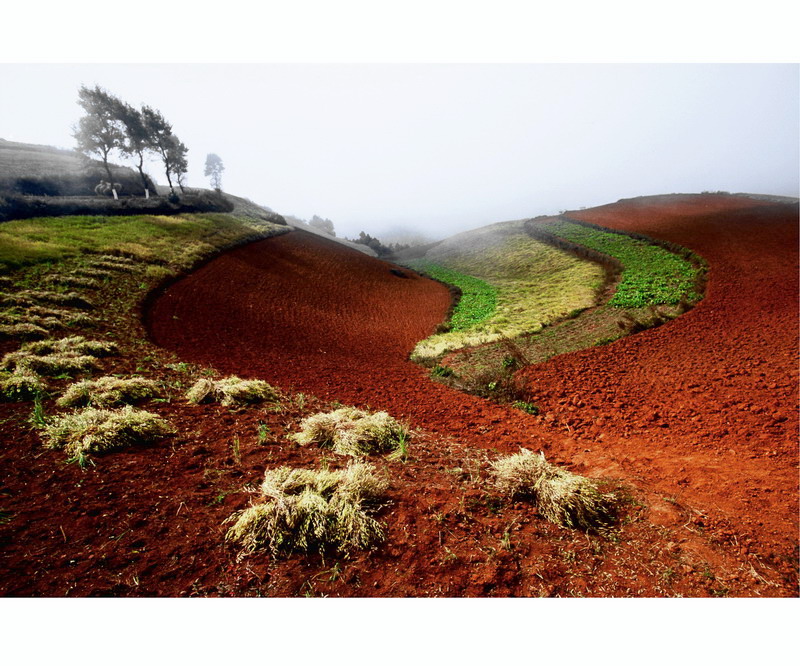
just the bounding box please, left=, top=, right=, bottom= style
left=141, top=105, right=185, bottom=195
left=74, top=85, right=126, bottom=199
left=169, top=137, right=189, bottom=193
left=118, top=103, right=154, bottom=198
left=204, top=153, right=225, bottom=191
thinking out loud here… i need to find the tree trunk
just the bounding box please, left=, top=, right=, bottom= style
left=136, top=153, right=150, bottom=198
left=102, top=156, right=118, bottom=200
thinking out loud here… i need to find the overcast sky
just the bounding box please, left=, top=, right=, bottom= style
left=1, top=63, right=797, bottom=240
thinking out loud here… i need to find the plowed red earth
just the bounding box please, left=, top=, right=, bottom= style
left=521, top=195, right=799, bottom=568
left=146, top=196, right=799, bottom=596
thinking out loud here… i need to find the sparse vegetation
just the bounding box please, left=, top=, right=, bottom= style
left=186, top=376, right=281, bottom=407
left=0, top=369, right=45, bottom=401
left=291, top=407, right=410, bottom=457
left=41, top=406, right=175, bottom=461
left=56, top=376, right=161, bottom=408
left=491, top=449, right=617, bottom=529
left=225, top=462, right=389, bottom=556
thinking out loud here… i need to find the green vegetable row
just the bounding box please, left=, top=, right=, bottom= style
left=542, top=221, right=701, bottom=307
left=407, top=260, right=497, bottom=330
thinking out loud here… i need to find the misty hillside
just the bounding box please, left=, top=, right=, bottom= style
left=284, top=215, right=377, bottom=257
left=0, top=138, right=152, bottom=196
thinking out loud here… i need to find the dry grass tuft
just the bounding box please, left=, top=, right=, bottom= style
left=225, top=462, right=389, bottom=556
left=2, top=336, right=116, bottom=376
left=6, top=305, right=95, bottom=329
left=0, top=369, right=45, bottom=401
left=0, top=322, right=49, bottom=340
left=87, top=259, right=137, bottom=273
left=57, top=376, right=161, bottom=408
left=16, top=289, right=94, bottom=309
left=41, top=406, right=175, bottom=460
left=43, top=274, right=101, bottom=290
left=18, top=335, right=117, bottom=357
left=491, top=449, right=617, bottom=529
left=186, top=376, right=281, bottom=407
left=96, top=254, right=136, bottom=265
left=291, top=407, right=410, bottom=457
left=2, top=351, right=100, bottom=376
left=73, top=267, right=114, bottom=280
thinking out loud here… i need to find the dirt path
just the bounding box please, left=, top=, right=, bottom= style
left=146, top=197, right=799, bottom=593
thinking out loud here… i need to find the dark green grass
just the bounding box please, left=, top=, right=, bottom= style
left=543, top=221, right=700, bottom=307
left=407, top=260, right=497, bottom=330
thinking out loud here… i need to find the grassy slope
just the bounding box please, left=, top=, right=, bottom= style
left=403, top=221, right=605, bottom=362
left=0, top=138, right=144, bottom=195
left=0, top=213, right=283, bottom=273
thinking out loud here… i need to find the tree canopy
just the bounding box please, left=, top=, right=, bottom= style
left=74, top=86, right=189, bottom=197
left=73, top=85, right=127, bottom=197
left=204, top=153, right=225, bottom=191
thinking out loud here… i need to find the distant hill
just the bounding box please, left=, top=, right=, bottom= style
left=0, top=138, right=153, bottom=196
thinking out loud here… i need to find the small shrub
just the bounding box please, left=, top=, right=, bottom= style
left=225, top=462, right=388, bottom=556
left=491, top=449, right=616, bottom=529
left=41, top=406, right=175, bottom=460
left=292, top=407, right=410, bottom=457
left=57, top=376, right=161, bottom=408
left=501, top=355, right=518, bottom=370
left=186, top=376, right=280, bottom=407
left=0, top=370, right=45, bottom=401
left=431, top=364, right=455, bottom=378
left=512, top=400, right=540, bottom=415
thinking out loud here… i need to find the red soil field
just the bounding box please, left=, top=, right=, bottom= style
left=521, top=195, right=799, bottom=569
left=146, top=196, right=798, bottom=595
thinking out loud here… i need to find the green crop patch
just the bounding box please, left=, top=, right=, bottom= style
left=542, top=220, right=700, bottom=308
left=408, top=261, right=497, bottom=331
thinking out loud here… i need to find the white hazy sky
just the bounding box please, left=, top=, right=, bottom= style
left=0, top=63, right=797, bottom=240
